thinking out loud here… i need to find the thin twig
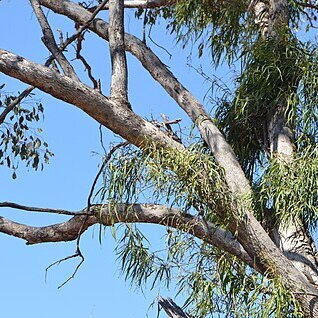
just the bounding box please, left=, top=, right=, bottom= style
left=148, top=24, right=172, bottom=59
left=87, top=141, right=130, bottom=211
left=75, top=34, right=100, bottom=90
left=0, top=201, right=86, bottom=216
left=45, top=251, right=84, bottom=288
left=99, top=125, right=107, bottom=154
left=56, top=140, right=130, bottom=288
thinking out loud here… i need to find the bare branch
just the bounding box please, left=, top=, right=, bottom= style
left=75, top=33, right=100, bottom=90
left=87, top=141, right=129, bottom=210
left=109, top=0, right=129, bottom=105
left=0, top=203, right=254, bottom=269
left=88, top=0, right=177, bottom=11
left=0, top=49, right=181, bottom=151
left=30, top=0, right=79, bottom=80
left=0, top=1, right=108, bottom=124
left=0, top=214, right=95, bottom=244
left=45, top=249, right=84, bottom=288
left=0, top=201, right=86, bottom=216
left=112, top=0, right=177, bottom=9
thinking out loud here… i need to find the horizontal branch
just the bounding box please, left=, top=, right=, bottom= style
left=118, top=0, right=177, bottom=8
left=0, top=203, right=255, bottom=269
left=0, top=201, right=86, bottom=216
left=0, top=215, right=95, bottom=244
left=91, top=0, right=177, bottom=10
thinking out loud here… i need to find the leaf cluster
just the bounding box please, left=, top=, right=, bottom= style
left=115, top=223, right=303, bottom=317
left=215, top=37, right=318, bottom=178
left=136, top=0, right=255, bottom=64
left=259, top=143, right=318, bottom=228
left=0, top=89, right=53, bottom=178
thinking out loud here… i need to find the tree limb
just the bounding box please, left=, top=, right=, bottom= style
left=0, top=203, right=255, bottom=269
left=109, top=0, right=129, bottom=104
left=30, top=0, right=79, bottom=80
left=0, top=49, right=181, bottom=151
left=89, top=0, right=177, bottom=10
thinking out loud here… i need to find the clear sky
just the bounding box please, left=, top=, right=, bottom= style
left=0, top=1, right=229, bottom=317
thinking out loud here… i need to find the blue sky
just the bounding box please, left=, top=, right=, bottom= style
left=0, top=1, right=228, bottom=317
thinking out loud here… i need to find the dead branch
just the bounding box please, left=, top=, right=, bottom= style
left=75, top=33, right=100, bottom=90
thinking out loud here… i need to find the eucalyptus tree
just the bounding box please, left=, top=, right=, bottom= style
left=0, top=0, right=318, bottom=317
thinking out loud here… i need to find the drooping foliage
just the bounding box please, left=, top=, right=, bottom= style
left=103, top=1, right=318, bottom=316
left=92, top=142, right=302, bottom=317
left=260, top=143, right=318, bottom=228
